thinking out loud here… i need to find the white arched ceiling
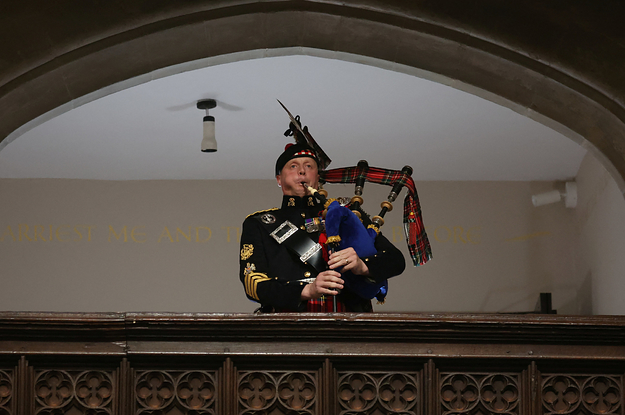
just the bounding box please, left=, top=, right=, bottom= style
left=0, top=50, right=586, bottom=181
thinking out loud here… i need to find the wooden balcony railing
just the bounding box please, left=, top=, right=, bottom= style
left=1, top=312, right=624, bottom=414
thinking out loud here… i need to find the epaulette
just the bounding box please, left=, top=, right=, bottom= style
left=245, top=207, right=279, bottom=219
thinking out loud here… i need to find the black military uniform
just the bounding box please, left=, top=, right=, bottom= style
left=239, top=194, right=405, bottom=312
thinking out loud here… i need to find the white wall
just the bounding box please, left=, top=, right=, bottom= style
left=574, top=153, right=625, bottom=315
left=1, top=178, right=588, bottom=314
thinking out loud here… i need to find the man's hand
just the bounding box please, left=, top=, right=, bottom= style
left=328, top=247, right=370, bottom=276
left=300, top=270, right=344, bottom=300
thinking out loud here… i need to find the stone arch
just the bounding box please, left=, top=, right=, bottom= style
left=1, top=1, right=624, bottom=188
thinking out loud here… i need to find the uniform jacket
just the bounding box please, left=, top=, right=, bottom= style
left=239, top=195, right=405, bottom=312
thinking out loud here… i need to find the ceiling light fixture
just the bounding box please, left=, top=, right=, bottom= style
left=531, top=181, right=577, bottom=208
left=197, top=99, right=217, bottom=152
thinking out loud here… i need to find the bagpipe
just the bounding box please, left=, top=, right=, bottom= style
left=279, top=101, right=432, bottom=301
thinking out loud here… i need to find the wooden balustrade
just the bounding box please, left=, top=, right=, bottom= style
left=1, top=312, right=624, bottom=414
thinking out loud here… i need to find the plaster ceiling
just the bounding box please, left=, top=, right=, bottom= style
left=0, top=53, right=588, bottom=181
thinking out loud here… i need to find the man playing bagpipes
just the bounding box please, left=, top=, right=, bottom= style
left=238, top=103, right=431, bottom=312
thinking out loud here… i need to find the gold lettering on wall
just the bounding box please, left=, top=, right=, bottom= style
left=466, top=227, right=481, bottom=244
left=0, top=225, right=16, bottom=242
left=131, top=226, right=146, bottom=243
left=157, top=226, right=213, bottom=243
left=82, top=225, right=95, bottom=241
left=34, top=225, right=46, bottom=241
left=108, top=225, right=128, bottom=242
left=453, top=226, right=466, bottom=243
left=107, top=225, right=145, bottom=243
left=19, top=224, right=33, bottom=241
left=1, top=225, right=97, bottom=242
left=505, top=231, right=551, bottom=242
left=392, top=226, right=403, bottom=243
left=392, top=225, right=481, bottom=244
left=433, top=226, right=481, bottom=244
left=434, top=226, right=450, bottom=243
left=56, top=225, right=72, bottom=242
left=196, top=227, right=212, bottom=242
left=1, top=224, right=216, bottom=243
left=7, top=223, right=502, bottom=245
left=222, top=227, right=240, bottom=243
left=158, top=227, right=174, bottom=243
left=176, top=227, right=192, bottom=242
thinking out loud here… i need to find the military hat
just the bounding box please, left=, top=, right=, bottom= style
left=275, top=142, right=320, bottom=176
left=276, top=100, right=331, bottom=176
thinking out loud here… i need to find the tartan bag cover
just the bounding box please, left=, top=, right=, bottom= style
left=320, top=165, right=432, bottom=266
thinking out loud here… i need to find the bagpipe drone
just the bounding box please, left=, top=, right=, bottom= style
left=278, top=100, right=432, bottom=302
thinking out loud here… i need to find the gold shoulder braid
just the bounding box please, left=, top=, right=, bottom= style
left=245, top=207, right=278, bottom=219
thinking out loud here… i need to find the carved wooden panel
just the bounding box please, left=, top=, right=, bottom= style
left=337, top=371, right=420, bottom=415
left=0, top=361, right=624, bottom=415
left=0, top=370, right=12, bottom=415
left=34, top=370, right=114, bottom=415
left=134, top=370, right=217, bottom=415
left=439, top=372, right=520, bottom=415
left=541, top=374, right=622, bottom=415
left=3, top=313, right=625, bottom=415
left=237, top=371, right=317, bottom=415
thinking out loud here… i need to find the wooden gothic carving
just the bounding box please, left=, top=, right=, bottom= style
left=1, top=312, right=624, bottom=415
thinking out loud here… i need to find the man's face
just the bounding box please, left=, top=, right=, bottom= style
left=276, top=157, right=319, bottom=197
